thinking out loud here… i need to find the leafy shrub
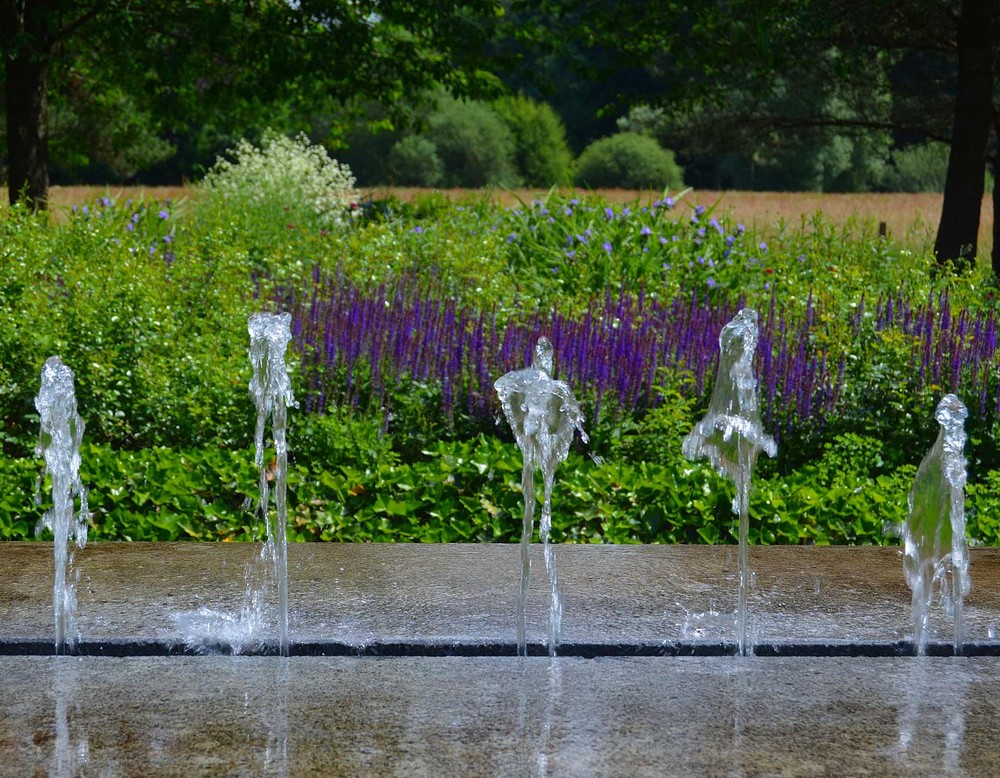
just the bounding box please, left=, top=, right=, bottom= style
left=388, top=135, right=444, bottom=186
left=493, top=95, right=574, bottom=186
left=195, top=130, right=357, bottom=242
left=885, top=142, right=950, bottom=192
left=574, top=132, right=684, bottom=189
left=426, top=96, right=520, bottom=187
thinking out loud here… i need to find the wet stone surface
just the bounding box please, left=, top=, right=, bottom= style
left=4, top=543, right=1000, bottom=648
left=3, top=655, right=1000, bottom=776
left=4, top=543, right=1000, bottom=775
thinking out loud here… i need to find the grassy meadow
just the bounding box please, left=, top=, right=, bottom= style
left=49, top=185, right=995, bottom=256
left=4, top=160, right=996, bottom=546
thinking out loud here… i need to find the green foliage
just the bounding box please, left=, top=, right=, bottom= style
left=574, top=133, right=684, bottom=190
left=3, top=179, right=999, bottom=548
left=425, top=96, right=521, bottom=187
left=493, top=95, right=574, bottom=186
left=885, top=142, right=950, bottom=193
left=388, top=135, right=445, bottom=187
left=195, top=130, right=358, bottom=238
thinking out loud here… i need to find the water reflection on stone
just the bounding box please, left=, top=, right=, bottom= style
left=50, top=658, right=89, bottom=778
left=893, top=659, right=969, bottom=777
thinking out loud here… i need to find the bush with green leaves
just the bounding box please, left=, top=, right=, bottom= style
left=574, top=132, right=685, bottom=189
left=388, top=135, right=444, bottom=186
left=493, top=95, right=574, bottom=186
left=195, top=130, right=357, bottom=246
left=425, top=96, right=520, bottom=187
left=885, top=142, right=950, bottom=192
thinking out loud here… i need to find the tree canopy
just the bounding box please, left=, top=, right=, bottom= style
left=0, top=0, right=505, bottom=206
left=509, top=0, right=999, bottom=270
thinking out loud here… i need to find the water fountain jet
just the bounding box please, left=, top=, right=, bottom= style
left=495, top=337, right=586, bottom=657
left=35, top=357, right=89, bottom=655
left=682, top=308, right=776, bottom=656
left=903, top=393, right=969, bottom=656
left=173, top=312, right=296, bottom=655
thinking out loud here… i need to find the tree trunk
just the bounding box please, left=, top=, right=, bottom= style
left=6, top=53, right=50, bottom=210
left=993, top=162, right=1000, bottom=276
left=3, top=0, right=55, bottom=210
left=933, top=0, right=997, bottom=266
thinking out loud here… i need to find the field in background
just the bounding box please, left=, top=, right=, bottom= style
left=47, top=185, right=994, bottom=256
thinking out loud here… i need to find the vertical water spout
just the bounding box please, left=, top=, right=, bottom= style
left=682, top=308, right=776, bottom=657
left=35, top=357, right=89, bottom=655
left=496, top=337, right=586, bottom=657
left=249, top=312, right=297, bottom=657
left=903, top=393, right=969, bottom=656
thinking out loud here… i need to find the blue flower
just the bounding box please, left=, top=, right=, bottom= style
left=706, top=276, right=716, bottom=288
left=604, top=207, right=615, bottom=220
left=641, top=226, right=652, bottom=236
left=158, top=210, right=170, bottom=220
left=507, top=233, right=517, bottom=243
left=759, top=242, right=768, bottom=252
left=602, top=241, right=613, bottom=253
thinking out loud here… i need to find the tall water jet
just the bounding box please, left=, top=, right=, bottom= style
left=903, top=393, right=969, bottom=656
left=35, top=357, right=89, bottom=655
left=248, top=312, right=297, bottom=658
left=173, top=313, right=296, bottom=655
left=496, top=337, right=587, bottom=657
left=682, top=308, right=776, bottom=657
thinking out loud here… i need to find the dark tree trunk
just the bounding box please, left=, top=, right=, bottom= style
left=993, top=160, right=1000, bottom=276
left=2, top=0, right=54, bottom=210
left=6, top=53, right=50, bottom=210
left=934, top=0, right=997, bottom=266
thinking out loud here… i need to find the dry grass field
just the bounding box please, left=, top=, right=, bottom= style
left=46, top=184, right=994, bottom=256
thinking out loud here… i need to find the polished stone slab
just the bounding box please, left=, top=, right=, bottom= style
left=3, top=543, right=1000, bottom=650
left=2, top=655, right=998, bottom=777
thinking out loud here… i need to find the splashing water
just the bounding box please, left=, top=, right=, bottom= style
left=903, top=393, right=969, bottom=656
left=496, top=337, right=587, bottom=657
left=248, top=312, right=297, bottom=657
left=174, top=313, right=296, bottom=655
left=681, top=308, right=776, bottom=657
left=35, top=357, right=89, bottom=655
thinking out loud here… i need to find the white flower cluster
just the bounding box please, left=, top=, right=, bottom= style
left=200, top=130, right=357, bottom=228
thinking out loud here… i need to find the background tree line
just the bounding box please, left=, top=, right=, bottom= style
left=1, top=0, right=997, bottom=268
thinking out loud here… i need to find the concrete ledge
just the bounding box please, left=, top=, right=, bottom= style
left=3, top=543, right=1000, bottom=647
